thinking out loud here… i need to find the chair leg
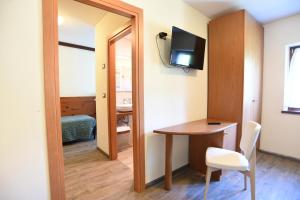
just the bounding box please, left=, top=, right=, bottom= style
left=250, top=169, right=255, bottom=200
left=244, top=173, right=247, bottom=190
left=204, top=167, right=212, bottom=200
left=250, top=148, right=256, bottom=200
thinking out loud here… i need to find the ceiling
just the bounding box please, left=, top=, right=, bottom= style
left=58, top=0, right=107, bottom=26
left=183, top=0, right=300, bottom=24
left=58, top=0, right=108, bottom=47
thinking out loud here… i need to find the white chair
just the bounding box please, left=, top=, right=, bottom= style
left=204, top=121, right=261, bottom=200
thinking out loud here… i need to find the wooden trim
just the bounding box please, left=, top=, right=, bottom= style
left=288, top=107, right=300, bottom=111
left=145, top=164, right=189, bottom=188
left=108, top=21, right=132, bottom=42
left=97, top=147, right=109, bottom=158
left=42, top=0, right=65, bottom=199
left=108, top=24, right=132, bottom=161
left=259, top=149, right=300, bottom=163
left=59, top=41, right=95, bottom=51
left=290, top=45, right=300, bottom=63
left=75, top=0, right=142, bottom=18
left=282, top=107, right=300, bottom=115
left=108, top=40, right=118, bottom=160
left=134, top=12, right=145, bottom=193
left=281, top=110, right=300, bottom=115
left=43, top=0, right=145, bottom=198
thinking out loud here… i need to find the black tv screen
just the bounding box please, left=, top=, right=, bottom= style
left=169, top=26, right=206, bottom=70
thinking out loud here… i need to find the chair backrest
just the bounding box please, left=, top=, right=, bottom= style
left=240, top=121, right=261, bottom=160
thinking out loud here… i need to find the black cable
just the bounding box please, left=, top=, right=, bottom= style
left=155, top=34, right=175, bottom=68
left=183, top=67, right=191, bottom=73
left=155, top=34, right=191, bottom=73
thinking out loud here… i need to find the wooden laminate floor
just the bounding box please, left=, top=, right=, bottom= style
left=63, top=141, right=300, bottom=200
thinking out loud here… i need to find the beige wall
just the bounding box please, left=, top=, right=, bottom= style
left=261, top=14, right=300, bottom=159
left=122, top=0, right=209, bottom=182
left=0, top=1, right=50, bottom=199
left=1, top=0, right=209, bottom=198
left=59, top=46, right=96, bottom=97
left=95, top=13, right=130, bottom=153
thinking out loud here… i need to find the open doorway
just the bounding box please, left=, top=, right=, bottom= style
left=107, top=24, right=133, bottom=161
left=57, top=0, right=136, bottom=199
left=43, top=0, right=145, bottom=199
left=115, top=32, right=133, bottom=166
left=114, top=31, right=134, bottom=170
left=58, top=0, right=98, bottom=147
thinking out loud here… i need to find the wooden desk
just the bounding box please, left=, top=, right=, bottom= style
left=154, top=119, right=237, bottom=190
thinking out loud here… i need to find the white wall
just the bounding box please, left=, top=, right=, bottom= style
left=59, top=46, right=96, bottom=97
left=58, top=0, right=107, bottom=48
left=58, top=21, right=95, bottom=48
left=116, top=92, right=132, bottom=105
left=95, top=13, right=130, bottom=153
left=115, top=35, right=132, bottom=92
left=261, top=14, right=300, bottom=159
left=116, top=35, right=132, bottom=104
left=0, top=1, right=50, bottom=199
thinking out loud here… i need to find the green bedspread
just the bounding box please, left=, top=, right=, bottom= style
left=61, top=115, right=96, bottom=143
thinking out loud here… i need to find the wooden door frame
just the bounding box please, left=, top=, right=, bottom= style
left=42, top=0, right=145, bottom=199
left=108, top=23, right=132, bottom=160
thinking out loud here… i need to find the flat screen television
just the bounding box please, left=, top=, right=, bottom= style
left=169, top=26, right=206, bottom=70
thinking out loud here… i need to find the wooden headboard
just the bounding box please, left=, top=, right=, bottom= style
left=60, top=96, right=96, bottom=118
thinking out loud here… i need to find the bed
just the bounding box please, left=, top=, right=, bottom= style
left=60, top=96, right=96, bottom=143
left=61, top=115, right=96, bottom=143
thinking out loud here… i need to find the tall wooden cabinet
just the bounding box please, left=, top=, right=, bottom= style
left=208, top=10, right=263, bottom=150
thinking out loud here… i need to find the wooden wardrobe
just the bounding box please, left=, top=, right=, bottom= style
left=208, top=10, right=263, bottom=150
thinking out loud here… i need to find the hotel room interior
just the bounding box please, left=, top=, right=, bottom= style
left=1, top=0, right=300, bottom=200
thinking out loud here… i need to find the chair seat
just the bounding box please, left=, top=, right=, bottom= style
left=206, top=147, right=249, bottom=171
